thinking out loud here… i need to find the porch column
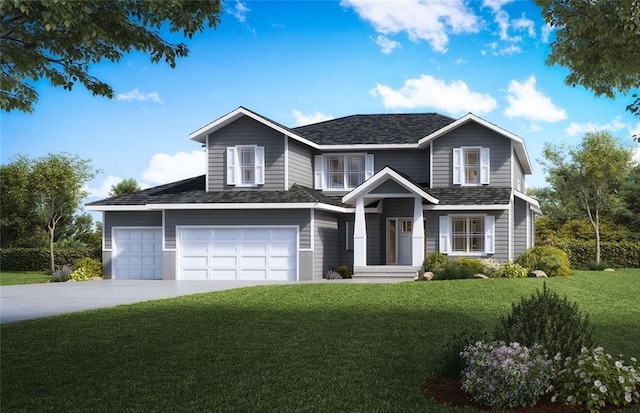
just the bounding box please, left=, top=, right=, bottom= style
left=412, top=196, right=425, bottom=267
left=353, top=197, right=367, bottom=267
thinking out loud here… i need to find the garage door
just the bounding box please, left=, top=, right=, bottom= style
left=113, top=228, right=163, bottom=279
left=178, top=227, right=297, bottom=281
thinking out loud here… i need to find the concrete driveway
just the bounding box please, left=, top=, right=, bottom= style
left=0, top=279, right=297, bottom=324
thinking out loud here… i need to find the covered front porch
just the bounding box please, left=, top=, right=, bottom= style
left=342, top=167, right=439, bottom=278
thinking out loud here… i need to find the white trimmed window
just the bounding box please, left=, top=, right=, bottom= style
left=314, top=154, right=374, bottom=190
left=453, top=147, right=490, bottom=185
left=439, top=215, right=495, bottom=255
left=226, top=145, right=265, bottom=187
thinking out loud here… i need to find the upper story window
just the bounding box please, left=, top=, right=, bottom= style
left=226, top=145, right=264, bottom=187
left=314, top=154, right=374, bottom=190
left=453, top=147, right=490, bottom=185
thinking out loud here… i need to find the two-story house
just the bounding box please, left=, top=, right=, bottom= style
left=87, top=106, right=541, bottom=281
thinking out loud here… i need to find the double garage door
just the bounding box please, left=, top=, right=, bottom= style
left=178, top=227, right=298, bottom=281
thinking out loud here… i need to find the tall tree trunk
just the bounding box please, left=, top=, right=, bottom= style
left=594, top=208, right=601, bottom=264
left=49, top=225, right=55, bottom=273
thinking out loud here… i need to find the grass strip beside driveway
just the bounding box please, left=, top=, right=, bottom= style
left=0, top=271, right=50, bottom=285
left=1, top=271, right=639, bottom=412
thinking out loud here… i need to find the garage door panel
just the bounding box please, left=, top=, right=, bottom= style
left=113, top=228, right=162, bottom=280
left=179, top=227, right=297, bottom=280
left=182, top=269, right=208, bottom=280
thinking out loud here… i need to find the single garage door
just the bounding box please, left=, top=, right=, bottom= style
left=112, top=228, right=163, bottom=279
left=178, top=227, right=297, bottom=281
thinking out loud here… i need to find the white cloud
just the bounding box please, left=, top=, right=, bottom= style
left=503, top=76, right=568, bottom=122
left=141, top=151, right=206, bottom=185
left=370, top=74, right=497, bottom=115
left=512, top=13, right=535, bottom=38
left=629, top=122, right=640, bottom=140
left=85, top=175, right=122, bottom=199
left=565, top=117, right=627, bottom=136
left=341, top=0, right=478, bottom=53
left=374, top=35, right=401, bottom=54
left=293, top=110, right=334, bottom=126
left=541, top=23, right=554, bottom=43
left=228, top=0, right=249, bottom=23
left=116, top=89, right=162, bottom=103
left=482, top=0, right=512, bottom=12
left=633, top=147, right=640, bottom=164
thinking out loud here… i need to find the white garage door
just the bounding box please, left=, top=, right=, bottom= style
left=113, top=228, right=163, bottom=279
left=178, top=227, right=297, bottom=281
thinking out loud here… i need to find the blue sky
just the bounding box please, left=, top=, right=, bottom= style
left=2, top=0, right=639, bottom=212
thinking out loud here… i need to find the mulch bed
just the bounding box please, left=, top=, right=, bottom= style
left=424, top=376, right=633, bottom=412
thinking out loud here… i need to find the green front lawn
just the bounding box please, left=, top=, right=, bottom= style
left=0, top=271, right=50, bottom=285
left=1, top=270, right=639, bottom=412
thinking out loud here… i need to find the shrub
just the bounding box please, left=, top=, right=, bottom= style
left=564, top=240, right=640, bottom=269
left=324, top=269, right=342, bottom=280
left=502, top=261, right=528, bottom=278
left=71, top=257, right=102, bottom=278
left=334, top=265, right=352, bottom=279
left=435, top=327, right=490, bottom=378
left=494, top=283, right=595, bottom=360
left=71, top=267, right=90, bottom=281
left=435, top=259, right=477, bottom=280
left=50, top=265, right=72, bottom=282
left=481, top=258, right=504, bottom=278
left=461, top=341, right=554, bottom=408
left=0, top=247, right=101, bottom=272
left=423, top=251, right=448, bottom=274
left=515, top=246, right=571, bottom=277
left=552, top=347, right=640, bottom=412
left=586, top=261, right=610, bottom=271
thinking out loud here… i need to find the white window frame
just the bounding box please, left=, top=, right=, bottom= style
left=226, top=145, right=264, bottom=187
left=453, top=147, right=490, bottom=186
left=439, top=214, right=495, bottom=256
left=314, top=153, right=374, bottom=190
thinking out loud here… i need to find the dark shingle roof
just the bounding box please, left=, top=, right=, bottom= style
left=292, top=113, right=456, bottom=145
left=428, top=187, right=512, bottom=205
left=86, top=175, right=345, bottom=207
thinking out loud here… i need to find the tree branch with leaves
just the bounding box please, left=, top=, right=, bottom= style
left=1, top=0, right=221, bottom=112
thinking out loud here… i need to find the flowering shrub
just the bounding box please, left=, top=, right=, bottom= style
left=460, top=341, right=554, bottom=408
left=552, top=346, right=640, bottom=412
left=480, top=258, right=503, bottom=278
left=502, top=261, right=528, bottom=278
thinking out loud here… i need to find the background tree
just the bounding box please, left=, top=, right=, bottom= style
left=540, top=132, right=633, bottom=264
left=108, top=178, right=141, bottom=198
left=1, top=0, right=222, bottom=112
left=0, top=155, right=43, bottom=247
left=535, top=0, right=640, bottom=140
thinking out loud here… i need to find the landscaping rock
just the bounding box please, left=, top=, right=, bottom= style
left=473, top=273, right=488, bottom=279
left=528, top=270, right=548, bottom=278
left=604, top=268, right=615, bottom=272
left=414, top=271, right=434, bottom=281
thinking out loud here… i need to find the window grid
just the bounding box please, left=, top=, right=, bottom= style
left=452, top=217, right=484, bottom=253
left=239, top=148, right=255, bottom=185
left=464, top=148, right=480, bottom=184
left=327, top=155, right=365, bottom=189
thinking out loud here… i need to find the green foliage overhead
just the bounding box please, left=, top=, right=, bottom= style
left=535, top=0, right=640, bottom=138
left=1, top=0, right=222, bottom=112
left=108, top=178, right=141, bottom=198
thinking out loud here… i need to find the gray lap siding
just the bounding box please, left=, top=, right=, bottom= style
left=288, top=138, right=313, bottom=188
left=207, top=116, right=285, bottom=191
left=313, top=211, right=340, bottom=279
left=432, top=123, right=512, bottom=188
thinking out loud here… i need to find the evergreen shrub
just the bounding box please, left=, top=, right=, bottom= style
left=494, top=283, right=595, bottom=360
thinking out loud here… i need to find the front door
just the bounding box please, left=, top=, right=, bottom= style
left=387, top=218, right=412, bottom=265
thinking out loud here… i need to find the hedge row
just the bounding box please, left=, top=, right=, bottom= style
left=561, top=241, right=640, bottom=269
left=0, top=247, right=101, bottom=272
